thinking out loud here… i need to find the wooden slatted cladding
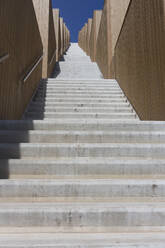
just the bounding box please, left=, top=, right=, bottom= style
left=0, top=0, right=43, bottom=119
left=32, top=0, right=56, bottom=78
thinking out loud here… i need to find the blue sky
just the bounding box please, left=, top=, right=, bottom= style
left=52, top=0, right=104, bottom=42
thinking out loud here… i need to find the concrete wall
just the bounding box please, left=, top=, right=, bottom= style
left=32, top=0, right=56, bottom=78
left=89, top=10, right=102, bottom=62
left=114, top=0, right=165, bottom=120
left=0, top=0, right=43, bottom=120
left=96, top=0, right=130, bottom=78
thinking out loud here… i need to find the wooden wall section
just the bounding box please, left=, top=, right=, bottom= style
left=53, top=9, right=60, bottom=62
left=89, top=10, right=102, bottom=62
left=79, top=24, right=88, bottom=52
left=86, top=19, right=92, bottom=56
left=32, top=0, right=56, bottom=78
left=60, top=18, right=64, bottom=57
left=114, top=0, right=165, bottom=120
left=0, top=0, right=43, bottom=120
left=96, top=0, right=130, bottom=78
left=48, top=0, right=56, bottom=77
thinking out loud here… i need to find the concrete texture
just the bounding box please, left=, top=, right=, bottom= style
left=0, top=233, right=165, bottom=247
left=0, top=43, right=165, bottom=246
left=53, top=43, right=102, bottom=79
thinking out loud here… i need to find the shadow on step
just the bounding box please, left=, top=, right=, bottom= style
left=0, top=120, right=35, bottom=179
left=25, top=80, right=49, bottom=120
left=51, top=62, right=61, bottom=78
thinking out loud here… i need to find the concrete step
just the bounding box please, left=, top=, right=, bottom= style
left=39, top=85, right=121, bottom=90
left=32, top=98, right=128, bottom=103
left=27, top=107, right=133, bottom=113
left=0, top=143, right=165, bottom=159
left=0, top=179, right=165, bottom=197
left=38, top=86, right=122, bottom=90
left=35, top=93, right=124, bottom=98
left=25, top=112, right=136, bottom=120
left=37, top=90, right=123, bottom=94
left=0, top=225, right=164, bottom=233
left=45, top=79, right=116, bottom=83
left=2, top=120, right=165, bottom=131
left=30, top=102, right=130, bottom=108
left=0, top=202, right=164, bottom=227
left=1, top=158, right=165, bottom=176
left=0, top=232, right=165, bottom=248
left=1, top=130, right=165, bottom=143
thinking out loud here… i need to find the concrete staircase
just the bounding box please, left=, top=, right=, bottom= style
left=0, top=43, right=165, bottom=247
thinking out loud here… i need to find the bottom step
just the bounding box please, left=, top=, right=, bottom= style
left=0, top=232, right=164, bottom=247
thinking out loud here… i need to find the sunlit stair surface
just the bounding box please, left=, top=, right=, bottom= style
left=0, top=43, right=165, bottom=247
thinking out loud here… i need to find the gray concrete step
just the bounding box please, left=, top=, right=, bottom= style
left=1, top=130, right=165, bottom=143
left=30, top=102, right=130, bottom=108
left=2, top=120, right=165, bottom=131
left=0, top=179, right=165, bottom=197
left=37, top=88, right=123, bottom=95
left=45, top=79, right=116, bottom=83
left=0, top=202, right=164, bottom=227
left=35, top=93, right=124, bottom=98
left=1, top=158, right=165, bottom=176
left=33, top=98, right=128, bottom=103
left=0, top=232, right=165, bottom=248
left=25, top=112, right=136, bottom=120
left=39, top=85, right=121, bottom=89
left=27, top=107, right=133, bottom=113
left=0, top=143, right=165, bottom=159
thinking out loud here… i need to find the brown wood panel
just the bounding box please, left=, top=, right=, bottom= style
left=89, top=10, right=102, bottom=62
left=115, top=0, right=165, bottom=120
left=96, top=0, right=130, bottom=78
left=60, top=18, right=64, bottom=56
left=32, top=0, right=56, bottom=78
left=0, top=0, right=42, bottom=120
left=32, top=0, right=49, bottom=78
left=63, top=23, right=66, bottom=52
left=86, top=19, right=92, bottom=56
left=53, top=9, right=60, bottom=62
left=79, top=23, right=88, bottom=53
left=48, top=0, right=56, bottom=77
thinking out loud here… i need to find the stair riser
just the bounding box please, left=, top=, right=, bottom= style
left=0, top=208, right=164, bottom=227
left=0, top=182, right=165, bottom=197
left=35, top=94, right=124, bottom=98
left=1, top=160, right=165, bottom=176
left=30, top=103, right=130, bottom=108
left=25, top=113, right=136, bottom=119
left=1, top=132, right=165, bottom=143
left=38, top=86, right=121, bottom=90
left=43, top=83, right=118, bottom=86
left=0, top=144, right=165, bottom=159
left=27, top=108, right=133, bottom=114
left=2, top=121, right=165, bottom=132
left=40, top=81, right=117, bottom=84
left=32, top=99, right=128, bottom=103
left=0, top=243, right=164, bottom=248
left=37, top=91, right=123, bottom=95
left=37, top=88, right=123, bottom=94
